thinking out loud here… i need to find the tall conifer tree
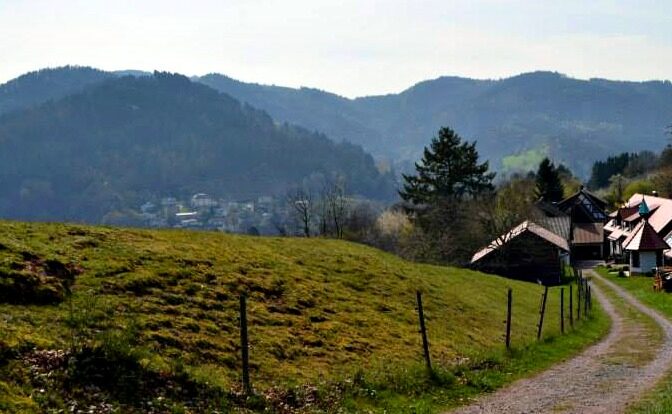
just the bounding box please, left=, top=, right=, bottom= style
left=400, top=127, right=494, bottom=205
left=535, top=158, right=564, bottom=202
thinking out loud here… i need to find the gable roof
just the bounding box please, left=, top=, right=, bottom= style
left=558, top=188, right=607, bottom=222
left=558, top=187, right=607, bottom=210
left=617, top=206, right=640, bottom=221
left=536, top=215, right=571, bottom=241
left=623, top=220, right=670, bottom=251
left=534, top=200, right=568, bottom=218
left=471, top=220, right=570, bottom=263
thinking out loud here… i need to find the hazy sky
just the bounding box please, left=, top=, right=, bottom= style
left=1, top=0, right=671, bottom=97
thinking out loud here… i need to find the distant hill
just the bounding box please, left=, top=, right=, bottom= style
left=0, top=66, right=112, bottom=115
left=197, top=72, right=672, bottom=177
left=0, top=72, right=395, bottom=222
left=3, top=67, right=671, bottom=178
left=0, top=67, right=156, bottom=117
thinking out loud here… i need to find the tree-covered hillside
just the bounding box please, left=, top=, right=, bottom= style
left=0, top=73, right=395, bottom=222
left=198, top=72, right=672, bottom=177
left=4, top=67, right=671, bottom=179
left=0, top=66, right=113, bottom=115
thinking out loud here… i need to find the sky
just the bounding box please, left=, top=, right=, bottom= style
left=1, top=0, right=671, bottom=98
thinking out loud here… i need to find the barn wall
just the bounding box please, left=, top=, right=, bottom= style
left=475, top=232, right=564, bottom=285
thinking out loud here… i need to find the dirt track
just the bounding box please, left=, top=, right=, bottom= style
left=450, top=270, right=672, bottom=414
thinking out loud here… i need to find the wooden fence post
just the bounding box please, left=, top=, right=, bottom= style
left=239, top=294, right=252, bottom=395
left=537, top=286, right=549, bottom=340
left=587, top=284, right=592, bottom=313
left=584, top=281, right=589, bottom=316
left=416, top=291, right=432, bottom=371
left=569, top=283, right=573, bottom=328
left=560, top=287, right=565, bottom=334
left=577, top=278, right=582, bottom=321
left=506, top=288, right=512, bottom=349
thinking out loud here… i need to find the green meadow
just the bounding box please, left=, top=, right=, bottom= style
left=0, top=221, right=608, bottom=413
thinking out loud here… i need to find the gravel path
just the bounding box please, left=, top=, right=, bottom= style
left=449, top=270, right=672, bottom=414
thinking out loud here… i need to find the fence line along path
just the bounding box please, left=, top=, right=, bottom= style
left=449, top=269, right=672, bottom=414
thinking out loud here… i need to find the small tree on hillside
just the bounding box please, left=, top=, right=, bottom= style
left=399, top=127, right=495, bottom=205
left=324, top=180, right=348, bottom=239
left=287, top=187, right=313, bottom=237
left=534, top=158, right=564, bottom=202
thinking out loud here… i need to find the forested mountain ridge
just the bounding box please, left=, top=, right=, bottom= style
left=0, top=67, right=154, bottom=116
left=0, top=66, right=112, bottom=115
left=0, top=72, right=395, bottom=223
left=198, top=72, right=672, bottom=177
left=3, top=67, right=672, bottom=179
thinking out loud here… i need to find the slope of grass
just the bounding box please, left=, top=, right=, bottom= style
left=501, top=146, right=549, bottom=174
left=595, top=267, right=672, bottom=414
left=0, top=221, right=609, bottom=412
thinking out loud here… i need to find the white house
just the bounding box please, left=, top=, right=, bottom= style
left=617, top=199, right=670, bottom=274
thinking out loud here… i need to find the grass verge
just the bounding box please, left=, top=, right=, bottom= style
left=342, top=303, right=609, bottom=413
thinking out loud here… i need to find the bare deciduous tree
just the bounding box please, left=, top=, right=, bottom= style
left=287, top=187, right=313, bottom=237
left=323, top=179, right=348, bottom=239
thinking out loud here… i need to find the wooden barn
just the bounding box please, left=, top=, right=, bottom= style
left=471, top=220, right=570, bottom=285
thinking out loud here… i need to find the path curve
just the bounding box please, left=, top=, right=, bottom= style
left=450, top=270, right=672, bottom=414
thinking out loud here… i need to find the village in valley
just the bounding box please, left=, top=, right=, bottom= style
left=138, top=193, right=283, bottom=234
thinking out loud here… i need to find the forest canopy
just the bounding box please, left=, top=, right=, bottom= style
left=0, top=72, right=395, bottom=222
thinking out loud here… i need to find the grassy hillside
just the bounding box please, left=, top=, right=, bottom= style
left=0, top=221, right=607, bottom=413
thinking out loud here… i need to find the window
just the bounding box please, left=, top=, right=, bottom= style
left=657, top=251, right=664, bottom=267
left=632, top=251, right=640, bottom=268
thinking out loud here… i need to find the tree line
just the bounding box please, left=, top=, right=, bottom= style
left=587, top=141, right=672, bottom=207
left=288, top=126, right=577, bottom=266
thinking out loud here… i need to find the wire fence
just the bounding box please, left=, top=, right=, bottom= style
left=236, top=267, right=594, bottom=394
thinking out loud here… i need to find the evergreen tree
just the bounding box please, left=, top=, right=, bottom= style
left=400, top=127, right=495, bottom=205
left=535, top=158, right=564, bottom=202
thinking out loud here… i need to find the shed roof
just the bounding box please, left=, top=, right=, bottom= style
left=607, top=228, right=626, bottom=241
left=618, top=206, right=640, bottom=220
left=471, top=220, right=570, bottom=263
left=573, top=222, right=604, bottom=245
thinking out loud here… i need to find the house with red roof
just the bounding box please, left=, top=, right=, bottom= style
left=604, top=193, right=672, bottom=273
